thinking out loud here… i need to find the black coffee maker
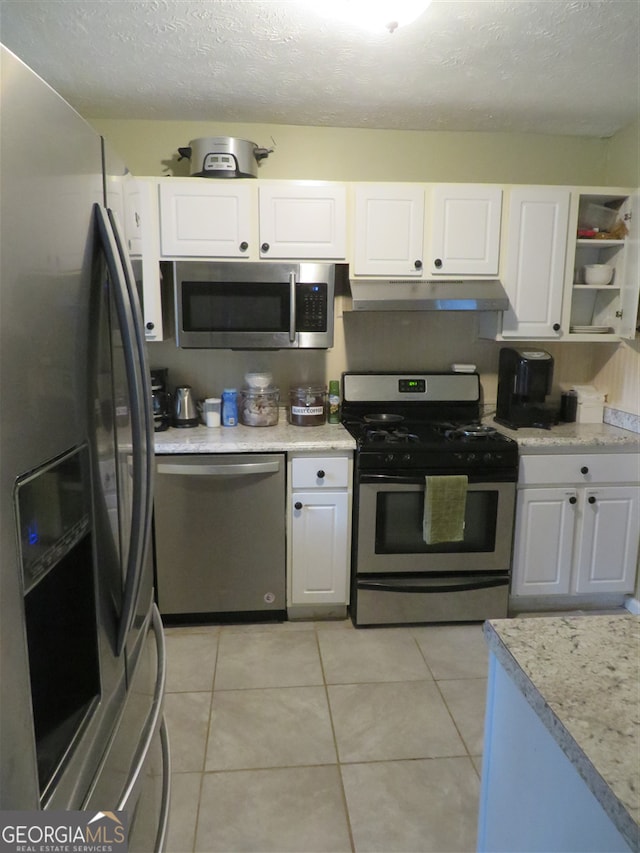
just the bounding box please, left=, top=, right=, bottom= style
left=150, top=368, right=171, bottom=432
left=495, top=348, right=558, bottom=430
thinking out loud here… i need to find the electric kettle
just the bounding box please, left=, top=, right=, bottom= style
left=172, top=385, right=199, bottom=428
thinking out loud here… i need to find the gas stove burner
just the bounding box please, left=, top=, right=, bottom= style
left=445, top=423, right=499, bottom=440
left=363, top=425, right=420, bottom=444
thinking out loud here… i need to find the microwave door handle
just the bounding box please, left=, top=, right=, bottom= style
left=289, top=271, right=296, bottom=344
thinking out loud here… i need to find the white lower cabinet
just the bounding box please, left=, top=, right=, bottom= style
left=288, top=453, right=352, bottom=610
left=511, top=454, right=640, bottom=598
left=512, top=487, right=576, bottom=595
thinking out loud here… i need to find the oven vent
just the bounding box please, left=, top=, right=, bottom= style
left=348, top=279, right=510, bottom=312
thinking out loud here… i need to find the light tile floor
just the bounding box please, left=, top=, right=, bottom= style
left=162, top=619, right=488, bottom=853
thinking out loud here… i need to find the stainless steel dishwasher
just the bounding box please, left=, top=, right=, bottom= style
left=154, top=454, right=286, bottom=620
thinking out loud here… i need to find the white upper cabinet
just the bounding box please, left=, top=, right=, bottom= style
left=258, top=183, right=347, bottom=259
left=159, top=179, right=253, bottom=258
left=353, top=184, right=425, bottom=276
left=122, top=178, right=169, bottom=341
left=123, top=177, right=145, bottom=257
left=430, top=185, right=502, bottom=275
left=501, top=187, right=570, bottom=338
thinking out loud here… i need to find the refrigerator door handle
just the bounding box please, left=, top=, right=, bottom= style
left=95, top=204, right=149, bottom=656
left=155, top=718, right=171, bottom=853
left=107, top=207, right=155, bottom=653
left=117, top=605, right=168, bottom=812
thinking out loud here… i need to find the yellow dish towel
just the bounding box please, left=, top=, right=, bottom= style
left=423, top=475, right=468, bottom=544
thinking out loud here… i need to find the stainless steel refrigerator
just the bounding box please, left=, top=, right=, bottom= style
left=0, top=46, right=170, bottom=849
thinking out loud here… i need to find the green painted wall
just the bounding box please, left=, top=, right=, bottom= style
left=91, top=118, right=614, bottom=185
left=604, top=118, right=640, bottom=187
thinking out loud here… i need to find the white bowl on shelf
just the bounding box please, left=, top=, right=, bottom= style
left=583, top=264, right=614, bottom=286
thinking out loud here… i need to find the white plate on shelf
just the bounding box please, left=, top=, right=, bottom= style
left=570, top=325, right=613, bottom=334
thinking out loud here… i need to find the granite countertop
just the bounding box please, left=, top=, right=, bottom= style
left=488, top=419, right=639, bottom=454
left=154, top=419, right=356, bottom=454
left=484, top=614, right=640, bottom=850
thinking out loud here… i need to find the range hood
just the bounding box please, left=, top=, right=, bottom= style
left=348, top=278, right=510, bottom=312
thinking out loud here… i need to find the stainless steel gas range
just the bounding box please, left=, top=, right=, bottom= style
left=341, top=372, right=519, bottom=626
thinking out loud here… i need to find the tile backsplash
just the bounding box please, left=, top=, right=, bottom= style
left=147, top=311, right=599, bottom=414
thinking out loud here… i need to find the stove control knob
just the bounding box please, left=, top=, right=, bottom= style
left=468, top=453, right=476, bottom=461
left=402, top=453, right=411, bottom=462
left=385, top=453, right=395, bottom=463
left=483, top=452, right=493, bottom=462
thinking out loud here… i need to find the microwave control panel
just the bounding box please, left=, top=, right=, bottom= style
left=297, top=282, right=328, bottom=331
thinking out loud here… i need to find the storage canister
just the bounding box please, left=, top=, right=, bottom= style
left=221, top=388, right=238, bottom=426
left=571, top=384, right=605, bottom=424
left=238, top=386, right=280, bottom=426
left=288, top=385, right=326, bottom=426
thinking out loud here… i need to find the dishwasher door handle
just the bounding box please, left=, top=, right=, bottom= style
left=157, top=460, right=281, bottom=477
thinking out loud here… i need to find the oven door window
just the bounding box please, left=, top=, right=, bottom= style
left=376, top=490, right=498, bottom=554
left=357, top=480, right=515, bottom=574
left=182, top=281, right=289, bottom=333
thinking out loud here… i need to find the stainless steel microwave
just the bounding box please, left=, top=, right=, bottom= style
left=168, top=261, right=336, bottom=349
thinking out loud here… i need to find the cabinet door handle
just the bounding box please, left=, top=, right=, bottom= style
left=434, top=258, right=443, bottom=269
left=294, top=501, right=303, bottom=510
left=239, top=241, right=249, bottom=252
left=317, top=470, right=325, bottom=479
left=414, top=259, right=423, bottom=270
left=581, top=466, right=589, bottom=475
left=588, top=495, right=596, bottom=504
left=261, top=242, right=270, bottom=253
left=569, top=496, right=577, bottom=504
left=553, top=323, right=561, bottom=332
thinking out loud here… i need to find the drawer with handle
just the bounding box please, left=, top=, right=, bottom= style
left=519, top=453, right=640, bottom=486
left=291, top=457, right=349, bottom=489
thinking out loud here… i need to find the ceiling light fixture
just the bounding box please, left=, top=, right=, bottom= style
left=300, top=0, right=432, bottom=34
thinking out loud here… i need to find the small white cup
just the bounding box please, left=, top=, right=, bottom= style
left=203, top=397, right=221, bottom=427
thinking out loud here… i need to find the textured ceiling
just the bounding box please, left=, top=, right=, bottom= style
left=1, top=0, right=639, bottom=137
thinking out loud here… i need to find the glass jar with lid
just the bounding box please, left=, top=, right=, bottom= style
left=288, top=385, right=326, bottom=426
left=238, top=386, right=280, bottom=426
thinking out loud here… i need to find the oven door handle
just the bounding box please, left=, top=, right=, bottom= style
left=358, top=473, right=513, bottom=486
left=359, top=473, right=426, bottom=485
left=358, top=576, right=509, bottom=594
